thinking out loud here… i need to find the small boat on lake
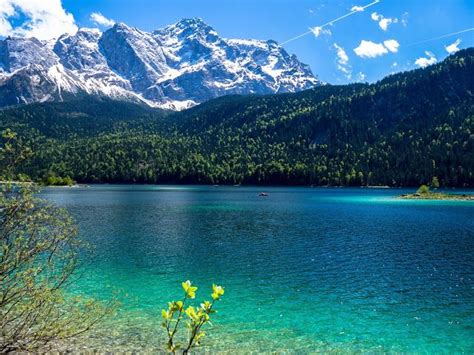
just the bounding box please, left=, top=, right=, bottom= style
left=259, top=192, right=269, bottom=197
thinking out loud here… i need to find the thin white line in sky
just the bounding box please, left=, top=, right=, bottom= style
left=406, top=27, right=474, bottom=47
left=281, top=0, right=381, bottom=45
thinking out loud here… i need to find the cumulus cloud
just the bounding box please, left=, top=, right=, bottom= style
left=383, top=39, right=400, bottom=53
left=415, top=51, right=437, bottom=68
left=371, top=12, right=398, bottom=31
left=354, top=40, right=387, bottom=57
left=0, top=0, right=77, bottom=40
left=445, top=38, right=461, bottom=54
left=333, top=43, right=351, bottom=79
left=309, top=26, right=331, bottom=38
left=90, top=12, right=115, bottom=27
left=354, top=39, right=399, bottom=58
left=379, top=18, right=396, bottom=31
left=351, top=5, right=364, bottom=12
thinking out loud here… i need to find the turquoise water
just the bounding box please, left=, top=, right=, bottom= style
left=41, top=186, right=474, bottom=352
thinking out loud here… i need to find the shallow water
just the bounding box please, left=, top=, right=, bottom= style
left=41, top=185, right=474, bottom=352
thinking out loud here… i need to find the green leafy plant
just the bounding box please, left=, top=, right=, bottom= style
left=161, top=281, right=224, bottom=353
left=417, top=184, right=430, bottom=194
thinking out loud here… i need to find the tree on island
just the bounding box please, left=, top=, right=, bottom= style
left=0, top=130, right=115, bottom=352
left=417, top=184, right=431, bottom=194
left=431, top=176, right=440, bottom=189
left=416, top=177, right=440, bottom=195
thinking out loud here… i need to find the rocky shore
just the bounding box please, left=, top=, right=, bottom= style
left=399, top=192, right=474, bottom=201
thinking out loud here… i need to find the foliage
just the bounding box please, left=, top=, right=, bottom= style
left=401, top=186, right=473, bottom=200
left=0, top=129, right=32, bottom=181
left=161, top=280, right=224, bottom=353
left=41, top=171, right=75, bottom=186
left=0, top=131, right=114, bottom=352
left=431, top=176, right=440, bottom=189
left=2, top=48, right=474, bottom=187
left=417, top=184, right=430, bottom=194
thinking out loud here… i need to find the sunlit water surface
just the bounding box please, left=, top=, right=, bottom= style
left=41, top=186, right=474, bottom=352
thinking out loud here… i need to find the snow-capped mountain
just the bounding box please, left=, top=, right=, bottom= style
left=0, top=18, right=319, bottom=110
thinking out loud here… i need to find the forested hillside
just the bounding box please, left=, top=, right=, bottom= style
left=1, top=48, right=473, bottom=186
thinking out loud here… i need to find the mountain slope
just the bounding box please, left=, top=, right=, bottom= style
left=3, top=49, right=474, bottom=186
left=0, top=18, right=319, bottom=110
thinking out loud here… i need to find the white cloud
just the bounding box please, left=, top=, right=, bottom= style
left=379, top=18, right=396, bottom=31
left=445, top=38, right=461, bottom=54
left=0, top=20, right=12, bottom=36
left=351, top=5, right=364, bottom=12
left=415, top=51, right=437, bottom=68
left=401, top=12, right=409, bottom=27
left=371, top=12, right=398, bottom=31
left=90, top=12, right=115, bottom=28
left=333, top=43, right=351, bottom=79
left=354, top=40, right=387, bottom=57
left=0, top=0, right=77, bottom=40
left=354, top=39, right=400, bottom=58
left=334, top=43, right=349, bottom=65
left=371, top=12, right=381, bottom=21
left=309, top=26, right=331, bottom=38
left=383, top=39, right=400, bottom=53
left=357, top=72, right=366, bottom=81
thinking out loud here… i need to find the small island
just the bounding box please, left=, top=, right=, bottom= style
left=400, top=180, right=474, bottom=201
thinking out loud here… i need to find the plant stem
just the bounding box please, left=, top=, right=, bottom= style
left=183, top=300, right=215, bottom=354
left=167, top=295, right=187, bottom=351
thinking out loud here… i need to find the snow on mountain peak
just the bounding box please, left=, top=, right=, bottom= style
left=169, top=17, right=216, bottom=36
left=0, top=18, right=320, bottom=110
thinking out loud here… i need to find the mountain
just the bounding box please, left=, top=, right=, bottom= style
left=3, top=49, right=473, bottom=186
left=0, top=18, right=319, bottom=110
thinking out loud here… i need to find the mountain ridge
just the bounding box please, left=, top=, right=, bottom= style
left=0, top=18, right=319, bottom=110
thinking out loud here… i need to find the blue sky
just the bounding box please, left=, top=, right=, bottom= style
left=2, top=0, right=474, bottom=84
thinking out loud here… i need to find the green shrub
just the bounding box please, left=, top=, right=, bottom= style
left=417, top=184, right=430, bottom=194
left=1, top=130, right=114, bottom=351
left=42, top=172, right=75, bottom=186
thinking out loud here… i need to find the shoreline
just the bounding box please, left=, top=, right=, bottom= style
left=3, top=181, right=473, bottom=190
left=39, top=182, right=474, bottom=191
left=399, top=192, right=474, bottom=201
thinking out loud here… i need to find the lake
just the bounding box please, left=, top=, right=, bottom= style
left=41, top=185, right=474, bottom=352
